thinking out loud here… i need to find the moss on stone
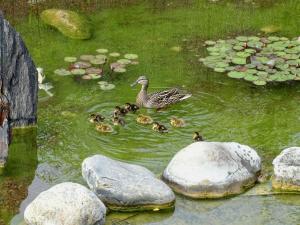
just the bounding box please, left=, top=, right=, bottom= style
left=40, top=9, right=92, bottom=40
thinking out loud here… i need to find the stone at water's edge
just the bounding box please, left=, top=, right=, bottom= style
left=272, top=147, right=300, bottom=191
left=82, top=155, right=176, bottom=212
left=24, top=182, right=106, bottom=225
left=41, top=9, right=92, bottom=40
left=162, top=142, right=261, bottom=198
left=0, top=13, right=38, bottom=127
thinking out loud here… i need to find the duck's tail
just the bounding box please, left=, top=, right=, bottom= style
left=180, top=94, right=192, bottom=101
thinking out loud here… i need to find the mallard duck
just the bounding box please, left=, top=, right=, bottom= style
left=112, top=116, right=125, bottom=126
left=113, top=106, right=128, bottom=117
left=95, top=123, right=113, bottom=133
left=152, top=122, right=168, bottom=133
left=125, top=103, right=139, bottom=112
left=89, top=113, right=105, bottom=123
left=131, top=76, right=192, bottom=109
left=170, top=117, right=185, bottom=127
left=193, top=132, right=204, bottom=142
left=136, top=114, right=153, bottom=125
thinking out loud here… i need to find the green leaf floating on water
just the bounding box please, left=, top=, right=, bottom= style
left=117, top=59, right=131, bottom=65
left=64, top=57, right=77, bottom=63
left=200, top=35, right=300, bottom=86
left=54, top=68, right=71, bottom=76
left=71, top=68, right=86, bottom=75
left=96, top=49, right=108, bottom=54
left=124, top=54, right=138, bottom=60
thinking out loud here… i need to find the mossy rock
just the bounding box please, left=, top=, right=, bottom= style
left=40, top=9, right=92, bottom=40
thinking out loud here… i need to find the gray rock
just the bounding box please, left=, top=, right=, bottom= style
left=162, top=142, right=261, bottom=198
left=0, top=13, right=38, bottom=128
left=272, top=147, right=300, bottom=191
left=24, top=182, right=106, bottom=225
left=82, top=155, right=175, bottom=212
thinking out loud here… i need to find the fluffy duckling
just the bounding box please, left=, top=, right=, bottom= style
left=136, top=114, right=153, bottom=125
left=95, top=123, right=113, bottom=133
left=112, top=116, right=125, bottom=126
left=113, top=106, right=128, bottom=117
left=193, top=132, right=204, bottom=142
left=89, top=113, right=105, bottom=123
left=125, top=103, right=139, bottom=113
left=170, top=117, right=185, bottom=128
left=152, top=122, right=168, bottom=133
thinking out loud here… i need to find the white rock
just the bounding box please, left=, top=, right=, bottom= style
left=24, top=182, right=106, bottom=225
left=272, top=147, right=300, bottom=191
left=162, top=141, right=261, bottom=198
left=82, top=155, right=175, bottom=211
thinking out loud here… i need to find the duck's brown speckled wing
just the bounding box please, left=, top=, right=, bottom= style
left=148, top=88, right=188, bottom=108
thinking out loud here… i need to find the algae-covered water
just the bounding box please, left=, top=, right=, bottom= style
left=1, top=0, right=300, bottom=224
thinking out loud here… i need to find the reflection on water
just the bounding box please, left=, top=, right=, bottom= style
left=0, top=128, right=37, bottom=225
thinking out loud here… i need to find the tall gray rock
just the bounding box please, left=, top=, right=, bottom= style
left=0, top=12, right=38, bottom=167
left=0, top=12, right=38, bottom=128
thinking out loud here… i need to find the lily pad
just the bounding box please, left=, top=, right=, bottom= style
left=124, top=54, right=138, bottom=60
left=80, top=55, right=95, bottom=61
left=90, top=58, right=106, bottom=65
left=71, top=68, right=86, bottom=75
left=100, top=83, right=115, bottom=91
left=54, top=68, right=71, bottom=76
left=95, top=54, right=108, bottom=60
left=117, top=59, right=131, bottom=65
left=109, top=52, right=121, bottom=57
left=204, top=40, right=216, bottom=46
left=96, top=49, right=108, bottom=54
left=89, top=74, right=101, bottom=79
left=228, top=71, right=246, bottom=79
left=82, top=74, right=92, bottom=80
left=253, top=80, right=267, bottom=86
left=114, top=67, right=127, bottom=73
left=98, top=81, right=108, bottom=85
left=64, top=57, right=77, bottom=63
left=244, top=74, right=259, bottom=81
left=232, top=57, right=247, bottom=65
left=73, top=61, right=91, bottom=69
left=86, top=67, right=103, bottom=75
left=214, top=68, right=226, bottom=73
left=131, top=60, right=139, bottom=65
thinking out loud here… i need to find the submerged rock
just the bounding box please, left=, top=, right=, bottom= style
left=24, top=182, right=106, bottom=225
left=162, top=142, right=261, bottom=198
left=272, top=147, right=300, bottom=191
left=82, top=155, right=175, bottom=212
left=40, top=9, right=92, bottom=40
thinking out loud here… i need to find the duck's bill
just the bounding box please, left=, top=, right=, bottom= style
left=130, top=81, right=138, bottom=87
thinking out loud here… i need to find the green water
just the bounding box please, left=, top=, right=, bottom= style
left=1, top=0, right=300, bottom=224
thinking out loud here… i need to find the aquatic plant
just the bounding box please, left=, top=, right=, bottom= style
left=200, top=36, right=300, bottom=86
left=54, top=49, right=139, bottom=89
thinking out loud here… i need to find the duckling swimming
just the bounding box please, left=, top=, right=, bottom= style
left=136, top=114, right=153, bottom=125
left=170, top=117, right=185, bottom=128
left=96, top=123, right=113, bottom=133
left=152, top=122, right=168, bottom=133
left=125, top=103, right=139, bottom=113
left=89, top=113, right=105, bottom=123
left=113, top=106, right=128, bottom=117
left=193, top=132, right=204, bottom=142
left=112, top=116, right=125, bottom=126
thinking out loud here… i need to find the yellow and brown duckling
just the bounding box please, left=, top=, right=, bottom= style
left=89, top=113, right=105, bottom=123
left=113, top=106, right=128, bottom=117
left=125, top=103, right=139, bottom=113
left=95, top=123, right=113, bottom=133
left=193, top=132, right=204, bottom=142
left=136, top=114, right=153, bottom=125
left=170, top=117, right=185, bottom=128
left=112, top=116, right=126, bottom=126
left=152, top=122, right=168, bottom=133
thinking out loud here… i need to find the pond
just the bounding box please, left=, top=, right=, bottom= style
left=1, top=0, right=300, bottom=224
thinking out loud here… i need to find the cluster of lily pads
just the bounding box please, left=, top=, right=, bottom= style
left=54, top=49, right=139, bottom=90
left=199, top=36, right=300, bottom=85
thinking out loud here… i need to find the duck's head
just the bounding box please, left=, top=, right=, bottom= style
left=152, top=122, right=160, bottom=129
left=193, top=132, right=204, bottom=141
left=131, top=76, right=149, bottom=87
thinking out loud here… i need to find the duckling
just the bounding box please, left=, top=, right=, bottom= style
left=113, top=106, right=128, bottom=117
left=125, top=103, right=139, bottom=113
left=170, top=117, right=185, bottom=128
left=89, top=113, right=105, bottom=123
left=136, top=114, right=153, bottom=125
left=152, top=122, right=168, bottom=133
left=112, top=116, right=125, bottom=126
left=95, top=123, right=113, bottom=133
left=193, top=132, right=204, bottom=142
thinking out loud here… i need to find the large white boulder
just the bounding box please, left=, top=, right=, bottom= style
left=272, top=147, right=300, bottom=191
left=82, top=155, right=175, bottom=211
left=162, top=141, right=261, bottom=198
left=24, top=182, right=106, bottom=225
